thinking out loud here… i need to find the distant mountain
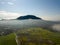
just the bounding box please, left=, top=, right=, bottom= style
left=17, top=15, right=42, bottom=20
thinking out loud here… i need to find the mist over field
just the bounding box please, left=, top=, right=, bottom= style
left=0, top=19, right=60, bottom=33
left=0, top=0, right=60, bottom=45
left=0, top=19, right=60, bottom=45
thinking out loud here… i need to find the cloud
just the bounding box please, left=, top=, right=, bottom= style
left=0, top=0, right=15, bottom=5
left=52, top=24, right=60, bottom=31
left=40, top=15, right=60, bottom=21
left=0, top=11, right=23, bottom=19
left=7, top=2, right=14, bottom=5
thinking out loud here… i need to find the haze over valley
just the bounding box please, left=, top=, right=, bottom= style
left=0, top=0, right=60, bottom=45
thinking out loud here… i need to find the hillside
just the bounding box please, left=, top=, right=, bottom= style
left=17, top=15, right=42, bottom=20
left=0, top=33, right=17, bottom=45
left=16, top=28, right=60, bottom=45
left=0, top=28, right=60, bottom=45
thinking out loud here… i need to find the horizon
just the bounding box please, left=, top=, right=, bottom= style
left=0, top=0, right=60, bottom=21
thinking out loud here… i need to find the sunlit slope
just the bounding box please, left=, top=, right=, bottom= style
left=16, top=28, right=60, bottom=45
left=0, top=28, right=60, bottom=45
left=0, top=33, right=17, bottom=45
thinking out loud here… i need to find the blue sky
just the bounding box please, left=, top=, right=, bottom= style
left=0, top=0, right=60, bottom=21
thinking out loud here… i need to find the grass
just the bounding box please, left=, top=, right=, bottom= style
left=0, top=33, right=17, bottom=45
left=16, top=28, right=60, bottom=45
left=0, top=28, right=60, bottom=45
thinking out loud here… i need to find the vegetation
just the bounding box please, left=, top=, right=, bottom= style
left=0, top=28, right=60, bottom=45
left=0, top=33, right=17, bottom=45
left=16, top=28, right=60, bottom=45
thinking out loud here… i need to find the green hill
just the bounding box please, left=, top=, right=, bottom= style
left=0, top=28, right=60, bottom=45
left=16, top=28, right=60, bottom=45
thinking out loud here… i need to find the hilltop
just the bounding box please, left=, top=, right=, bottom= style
left=17, top=15, right=42, bottom=20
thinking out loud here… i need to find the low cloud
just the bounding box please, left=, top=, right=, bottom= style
left=52, top=24, right=60, bottom=31
left=0, top=11, right=23, bottom=19
left=41, top=16, right=60, bottom=21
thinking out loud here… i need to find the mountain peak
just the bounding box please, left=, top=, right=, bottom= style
left=17, top=15, right=42, bottom=20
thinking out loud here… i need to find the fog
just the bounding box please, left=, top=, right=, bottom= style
left=52, top=24, right=60, bottom=31
left=0, top=19, right=60, bottom=33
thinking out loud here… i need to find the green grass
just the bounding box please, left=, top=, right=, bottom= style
left=16, top=28, right=60, bottom=45
left=0, top=33, right=17, bottom=45
left=0, top=28, right=60, bottom=45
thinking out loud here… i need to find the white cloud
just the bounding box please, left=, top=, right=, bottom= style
left=40, top=15, right=60, bottom=21
left=0, top=11, right=23, bottom=19
left=7, top=2, right=14, bottom=5
left=0, top=0, right=15, bottom=5
left=52, top=24, right=60, bottom=31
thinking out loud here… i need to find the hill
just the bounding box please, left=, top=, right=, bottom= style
left=0, top=28, right=60, bottom=45
left=0, top=33, right=17, bottom=45
left=17, top=15, right=42, bottom=20
left=16, top=28, right=60, bottom=45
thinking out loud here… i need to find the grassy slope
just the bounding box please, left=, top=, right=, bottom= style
left=0, top=33, right=17, bottom=45
left=16, top=28, right=60, bottom=45
left=0, top=28, right=60, bottom=45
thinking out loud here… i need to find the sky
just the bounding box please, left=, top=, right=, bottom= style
left=0, top=0, right=60, bottom=21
